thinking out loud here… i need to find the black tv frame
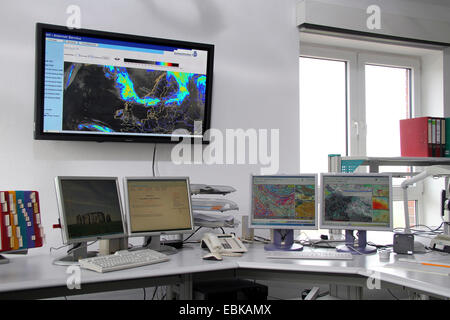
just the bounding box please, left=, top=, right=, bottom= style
left=34, top=23, right=214, bottom=144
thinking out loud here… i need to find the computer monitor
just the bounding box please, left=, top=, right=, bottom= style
left=35, top=23, right=214, bottom=144
left=250, top=175, right=318, bottom=251
left=54, top=176, right=126, bottom=264
left=124, top=177, right=194, bottom=251
left=320, top=173, right=393, bottom=254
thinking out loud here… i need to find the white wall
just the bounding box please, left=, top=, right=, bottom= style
left=0, top=0, right=301, bottom=254
left=420, top=52, right=445, bottom=227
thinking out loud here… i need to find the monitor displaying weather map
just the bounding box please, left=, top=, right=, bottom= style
left=35, top=24, right=214, bottom=143
left=251, top=175, right=318, bottom=229
left=320, top=174, right=392, bottom=231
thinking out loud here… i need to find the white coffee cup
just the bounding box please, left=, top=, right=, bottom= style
left=378, top=249, right=391, bottom=261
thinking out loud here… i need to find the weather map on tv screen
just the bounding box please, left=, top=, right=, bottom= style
left=62, top=63, right=206, bottom=135
left=37, top=25, right=213, bottom=142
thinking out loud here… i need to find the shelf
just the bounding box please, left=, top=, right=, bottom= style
left=342, top=156, right=450, bottom=167
left=329, top=155, right=450, bottom=173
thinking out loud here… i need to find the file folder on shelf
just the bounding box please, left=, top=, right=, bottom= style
left=400, top=117, right=446, bottom=157
left=445, top=118, right=450, bottom=157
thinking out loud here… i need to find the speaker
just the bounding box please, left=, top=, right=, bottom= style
left=393, top=233, right=414, bottom=255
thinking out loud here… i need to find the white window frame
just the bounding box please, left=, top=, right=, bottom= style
left=300, top=43, right=423, bottom=224
left=355, top=53, right=422, bottom=157
left=300, top=44, right=357, bottom=159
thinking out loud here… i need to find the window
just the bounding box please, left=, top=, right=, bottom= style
left=365, top=64, right=411, bottom=158
left=299, top=57, right=347, bottom=174
left=299, top=44, right=421, bottom=227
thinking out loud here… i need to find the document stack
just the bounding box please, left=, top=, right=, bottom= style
left=190, top=184, right=239, bottom=229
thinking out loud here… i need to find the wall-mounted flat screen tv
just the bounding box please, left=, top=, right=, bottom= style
left=35, top=23, right=214, bottom=143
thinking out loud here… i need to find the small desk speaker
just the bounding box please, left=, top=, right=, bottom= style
left=393, top=233, right=414, bottom=255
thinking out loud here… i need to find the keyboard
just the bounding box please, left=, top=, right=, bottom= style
left=265, top=251, right=353, bottom=260
left=79, top=249, right=170, bottom=273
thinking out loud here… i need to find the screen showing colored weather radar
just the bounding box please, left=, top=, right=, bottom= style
left=320, top=174, right=392, bottom=230
left=35, top=24, right=214, bottom=143
left=251, top=175, right=317, bottom=229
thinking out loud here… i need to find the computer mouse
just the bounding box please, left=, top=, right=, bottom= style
left=202, top=252, right=223, bottom=261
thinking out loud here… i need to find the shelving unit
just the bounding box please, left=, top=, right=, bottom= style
left=329, top=155, right=450, bottom=175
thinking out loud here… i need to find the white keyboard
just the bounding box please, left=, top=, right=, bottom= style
left=266, top=251, right=353, bottom=260
left=79, top=249, right=170, bottom=273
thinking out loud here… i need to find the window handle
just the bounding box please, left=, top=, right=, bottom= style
left=353, top=121, right=360, bottom=137
left=353, top=121, right=367, bottom=138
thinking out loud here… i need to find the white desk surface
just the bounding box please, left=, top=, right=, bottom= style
left=0, top=245, right=236, bottom=293
left=366, top=252, right=450, bottom=298
left=238, top=245, right=450, bottom=298
left=1, top=243, right=449, bottom=298
left=237, top=245, right=372, bottom=274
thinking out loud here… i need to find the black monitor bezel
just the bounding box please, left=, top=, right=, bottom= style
left=34, top=23, right=214, bottom=144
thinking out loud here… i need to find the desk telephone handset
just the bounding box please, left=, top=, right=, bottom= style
left=201, top=233, right=247, bottom=260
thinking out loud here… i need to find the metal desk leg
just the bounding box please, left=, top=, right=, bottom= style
left=329, top=284, right=363, bottom=300
left=169, top=274, right=193, bottom=300
left=179, top=274, right=193, bottom=300
left=166, top=286, right=175, bottom=300
left=407, top=290, right=430, bottom=300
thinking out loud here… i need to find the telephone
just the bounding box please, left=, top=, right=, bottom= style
left=201, top=233, right=247, bottom=260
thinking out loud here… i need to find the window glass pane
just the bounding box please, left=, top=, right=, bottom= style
left=365, top=64, right=411, bottom=157
left=299, top=57, right=347, bottom=173
left=365, top=64, right=412, bottom=185
left=393, top=200, right=416, bottom=228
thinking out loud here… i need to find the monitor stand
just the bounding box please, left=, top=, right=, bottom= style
left=53, top=242, right=97, bottom=266
left=0, top=249, right=28, bottom=264
left=336, top=230, right=376, bottom=255
left=99, top=238, right=128, bottom=256
left=264, top=229, right=303, bottom=251
left=134, top=236, right=177, bottom=255
left=0, top=255, right=9, bottom=264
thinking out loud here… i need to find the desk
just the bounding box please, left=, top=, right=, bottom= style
left=0, top=245, right=233, bottom=299
left=0, top=244, right=449, bottom=300
left=235, top=245, right=450, bottom=299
